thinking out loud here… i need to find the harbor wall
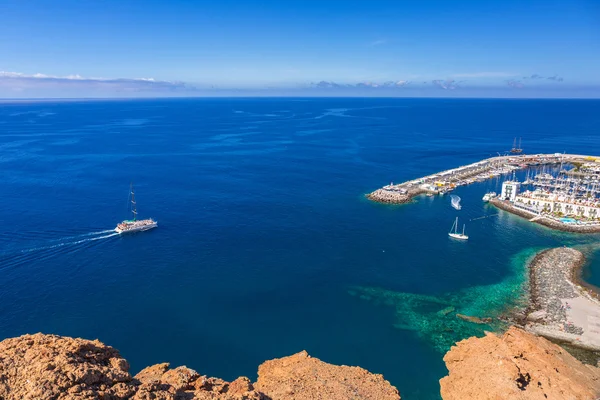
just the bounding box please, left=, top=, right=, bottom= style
left=490, top=198, right=600, bottom=233
left=523, top=247, right=600, bottom=352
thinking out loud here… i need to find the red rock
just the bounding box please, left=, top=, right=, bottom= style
left=227, top=377, right=253, bottom=395
left=135, top=362, right=170, bottom=384
left=440, top=326, right=600, bottom=400
left=0, top=333, right=400, bottom=399
left=160, top=366, right=200, bottom=391
left=255, top=350, right=401, bottom=400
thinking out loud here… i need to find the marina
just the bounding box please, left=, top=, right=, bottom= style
left=368, top=153, right=600, bottom=232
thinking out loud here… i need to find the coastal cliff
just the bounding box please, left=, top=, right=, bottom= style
left=440, top=326, right=600, bottom=400
left=0, top=333, right=401, bottom=400
left=2, top=328, right=600, bottom=399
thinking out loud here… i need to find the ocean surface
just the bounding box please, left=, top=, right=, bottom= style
left=1, top=98, right=600, bottom=399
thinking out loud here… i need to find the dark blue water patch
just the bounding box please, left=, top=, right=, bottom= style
left=1, top=98, right=600, bottom=400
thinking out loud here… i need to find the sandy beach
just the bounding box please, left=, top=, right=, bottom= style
left=525, top=247, right=600, bottom=351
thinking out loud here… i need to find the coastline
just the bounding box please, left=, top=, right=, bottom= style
left=521, top=247, right=600, bottom=352
left=572, top=258, right=600, bottom=303
left=366, top=187, right=429, bottom=204
left=490, top=198, right=600, bottom=233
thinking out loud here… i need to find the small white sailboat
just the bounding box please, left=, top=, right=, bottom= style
left=448, top=217, right=468, bottom=240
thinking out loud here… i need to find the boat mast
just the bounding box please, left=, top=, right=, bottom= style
left=462, top=224, right=465, bottom=236
left=455, top=217, right=459, bottom=234
left=130, top=183, right=137, bottom=221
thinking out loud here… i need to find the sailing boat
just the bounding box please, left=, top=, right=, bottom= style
left=115, top=183, right=157, bottom=234
left=510, top=137, right=523, bottom=154
left=448, top=217, right=468, bottom=240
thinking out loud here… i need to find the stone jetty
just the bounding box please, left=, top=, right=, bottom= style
left=367, top=187, right=427, bottom=204
left=524, top=247, right=600, bottom=351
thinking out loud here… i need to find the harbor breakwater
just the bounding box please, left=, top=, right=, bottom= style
left=524, top=247, right=600, bottom=352
left=367, top=153, right=593, bottom=205
left=366, top=187, right=428, bottom=204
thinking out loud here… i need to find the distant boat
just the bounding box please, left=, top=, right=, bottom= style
left=450, top=195, right=462, bottom=210
left=448, top=217, right=468, bottom=240
left=482, top=192, right=496, bottom=202
left=115, top=183, right=157, bottom=234
left=510, top=137, right=523, bottom=154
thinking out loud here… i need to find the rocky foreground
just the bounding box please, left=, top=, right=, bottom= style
left=2, top=328, right=600, bottom=399
left=441, top=326, right=600, bottom=400
left=0, top=333, right=401, bottom=400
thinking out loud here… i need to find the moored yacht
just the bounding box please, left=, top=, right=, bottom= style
left=482, top=192, right=497, bottom=202
left=448, top=217, right=468, bottom=240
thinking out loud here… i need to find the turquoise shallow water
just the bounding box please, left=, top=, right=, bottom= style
left=0, top=98, right=599, bottom=399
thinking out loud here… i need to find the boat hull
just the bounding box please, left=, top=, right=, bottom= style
left=115, top=220, right=158, bottom=234
left=448, top=233, right=468, bottom=240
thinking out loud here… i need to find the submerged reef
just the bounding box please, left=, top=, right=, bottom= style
left=349, top=249, right=534, bottom=353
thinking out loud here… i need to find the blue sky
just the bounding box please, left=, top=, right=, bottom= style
left=1, top=0, right=599, bottom=97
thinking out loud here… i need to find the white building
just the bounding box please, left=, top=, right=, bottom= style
left=501, top=181, right=520, bottom=202
left=514, top=190, right=600, bottom=219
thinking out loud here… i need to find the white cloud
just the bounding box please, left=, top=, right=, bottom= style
left=0, top=70, right=194, bottom=95
left=451, top=72, right=518, bottom=78
left=0, top=71, right=159, bottom=82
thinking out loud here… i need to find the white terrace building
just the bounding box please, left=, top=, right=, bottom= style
left=514, top=189, right=600, bottom=219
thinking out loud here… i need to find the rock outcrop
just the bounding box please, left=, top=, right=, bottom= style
left=255, top=350, right=400, bottom=400
left=440, top=326, right=600, bottom=400
left=0, top=333, right=400, bottom=400
left=6, top=327, right=600, bottom=400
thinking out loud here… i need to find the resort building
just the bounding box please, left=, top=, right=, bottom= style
left=501, top=181, right=521, bottom=202
left=514, top=190, right=600, bottom=219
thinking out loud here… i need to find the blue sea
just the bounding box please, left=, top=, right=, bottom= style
left=1, top=98, right=600, bottom=399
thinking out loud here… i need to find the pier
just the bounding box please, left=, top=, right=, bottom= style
left=367, top=153, right=595, bottom=204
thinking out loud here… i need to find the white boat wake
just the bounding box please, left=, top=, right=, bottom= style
left=20, top=232, right=118, bottom=253
left=46, top=229, right=116, bottom=243
left=450, top=195, right=462, bottom=210
left=0, top=230, right=119, bottom=270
